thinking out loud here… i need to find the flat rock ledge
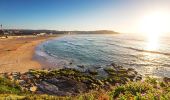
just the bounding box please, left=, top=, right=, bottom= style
left=1, top=63, right=143, bottom=96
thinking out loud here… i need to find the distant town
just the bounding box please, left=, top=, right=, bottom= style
left=0, top=29, right=118, bottom=38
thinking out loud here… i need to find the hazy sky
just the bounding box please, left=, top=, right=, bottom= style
left=0, top=0, right=170, bottom=33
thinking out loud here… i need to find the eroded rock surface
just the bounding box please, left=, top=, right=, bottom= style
left=2, top=63, right=143, bottom=96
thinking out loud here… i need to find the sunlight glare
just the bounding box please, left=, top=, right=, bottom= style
left=138, top=11, right=170, bottom=51
left=146, top=35, right=159, bottom=51
left=139, top=11, right=170, bottom=35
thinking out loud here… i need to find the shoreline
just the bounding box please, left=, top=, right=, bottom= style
left=0, top=35, right=62, bottom=73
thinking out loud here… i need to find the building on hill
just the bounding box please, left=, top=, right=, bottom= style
left=37, top=32, right=47, bottom=36
left=4, top=32, right=9, bottom=35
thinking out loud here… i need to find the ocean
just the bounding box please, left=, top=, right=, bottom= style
left=35, top=34, right=170, bottom=78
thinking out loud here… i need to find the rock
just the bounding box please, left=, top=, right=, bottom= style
left=20, top=74, right=29, bottom=80
left=30, top=86, right=37, bottom=92
left=127, top=71, right=136, bottom=80
left=127, top=68, right=138, bottom=75
left=163, top=77, right=170, bottom=83
left=4, top=72, right=14, bottom=80
left=69, top=62, right=73, bottom=65
left=27, top=73, right=35, bottom=79
left=20, top=87, right=27, bottom=91
left=36, top=91, right=44, bottom=94
left=97, top=69, right=108, bottom=78
left=135, top=75, right=142, bottom=81
left=17, top=80, right=26, bottom=85
left=45, top=77, right=87, bottom=95
left=28, top=69, right=35, bottom=72
left=34, top=74, right=40, bottom=79
left=4, top=73, right=10, bottom=77
left=127, top=70, right=137, bottom=76
left=47, top=76, right=87, bottom=95
left=111, top=63, right=123, bottom=70
left=0, top=67, right=143, bottom=96
left=117, top=69, right=127, bottom=73
left=55, top=91, right=72, bottom=96
left=88, top=69, right=98, bottom=75
left=92, top=65, right=102, bottom=69
left=46, top=78, right=60, bottom=84
left=7, top=75, right=13, bottom=80
left=111, top=63, right=117, bottom=67
left=82, top=80, right=90, bottom=83
left=77, top=65, right=85, bottom=68
left=127, top=68, right=135, bottom=71
left=12, top=72, right=21, bottom=80
left=26, top=79, right=32, bottom=84
left=37, top=81, right=59, bottom=94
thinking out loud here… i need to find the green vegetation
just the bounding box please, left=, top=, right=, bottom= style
left=0, top=76, right=21, bottom=94
left=109, top=77, right=170, bottom=100
left=0, top=69, right=170, bottom=100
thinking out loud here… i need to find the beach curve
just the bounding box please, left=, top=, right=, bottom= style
left=0, top=36, right=60, bottom=73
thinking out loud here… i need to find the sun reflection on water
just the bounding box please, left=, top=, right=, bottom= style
left=142, top=32, right=162, bottom=77
left=145, top=32, right=160, bottom=51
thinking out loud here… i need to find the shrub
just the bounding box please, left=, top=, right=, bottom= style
left=0, top=76, right=22, bottom=94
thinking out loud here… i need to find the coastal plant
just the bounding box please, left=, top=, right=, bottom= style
left=108, top=78, right=170, bottom=100
left=145, top=76, right=157, bottom=86
left=109, top=81, right=157, bottom=99
left=0, top=76, right=22, bottom=94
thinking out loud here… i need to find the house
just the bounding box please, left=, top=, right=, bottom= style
left=4, top=32, right=9, bottom=35
left=37, top=33, right=47, bottom=36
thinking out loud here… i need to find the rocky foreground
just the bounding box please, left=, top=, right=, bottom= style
left=1, top=63, right=142, bottom=96
left=0, top=64, right=170, bottom=99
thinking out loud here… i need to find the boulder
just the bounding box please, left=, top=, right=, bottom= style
left=88, top=69, right=98, bottom=75
left=77, top=65, right=85, bottom=68
left=37, top=81, right=59, bottom=94
left=53, top=77, right=87, bottom=93
left=30, top=86, right=37, bottom=92
left=163, top=77, right=170, bottom=83
left=111, top=63, right=123, bottom=70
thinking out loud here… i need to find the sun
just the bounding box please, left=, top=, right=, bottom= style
left=138, top=11, right=170, bottom=50
left=139, top=11, right=170, bottom=35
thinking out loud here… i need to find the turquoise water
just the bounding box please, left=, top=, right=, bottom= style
left=36, top=34, right=170, bottom=78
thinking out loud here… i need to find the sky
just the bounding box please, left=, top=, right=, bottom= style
left=0, top=0, right=170, bottom=33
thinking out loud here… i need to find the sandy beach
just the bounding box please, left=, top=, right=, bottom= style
left=0, top=35, right=59, bottom=73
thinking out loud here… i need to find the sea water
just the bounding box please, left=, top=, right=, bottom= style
left=35, top=34, right=170, bottom=78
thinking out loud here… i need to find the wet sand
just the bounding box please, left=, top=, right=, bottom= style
left=0, top=35, right=60, bottom=73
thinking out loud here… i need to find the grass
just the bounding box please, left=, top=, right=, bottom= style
left=0, top=76, right=21, bottom=94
